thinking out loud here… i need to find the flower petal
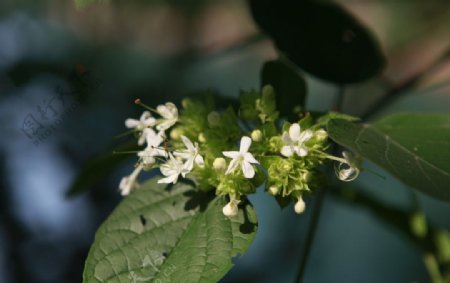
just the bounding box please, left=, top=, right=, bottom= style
left=125, top=119, right=140, bottom=129
left=299, top=129, right=313, bottom=143
left=225, top=158, right=239, bottom=175
left=282, top=131, right=292, bottom=144
left=223, top=151, right=240, bottom=159
left=183, top=157, right=194, bottom=171
left=158, top=174, right=178, bottom=184
left=289, top=123, right=301, bottom=141
left=241, top=161, right=255, bottom=178
left=140, top=111, right=151, bottom=120
left=281, top=146, right=294, bottom=157
left=243, top=152, right=259, bottom=164
left=181, top=135, right=195, bottom=151
left=239, top=136, right=252, bottom=153
left=297, top=146, right=308, bottom=157
left=195, top=154, right=205, bottom=166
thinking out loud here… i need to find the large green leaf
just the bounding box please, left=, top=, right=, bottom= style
left=249, top=0, right=385, bottom=83
left=83, top=178, right=258, bottom=283
left=261, top=60, right=307, bottom=120
left=328, top=113, right=450, bottom=201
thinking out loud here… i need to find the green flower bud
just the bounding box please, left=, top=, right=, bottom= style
left=170, top=128, right=183, bottom=140
left=268, top=185, right=279, bottom=196
left=315, top=129, right=328, bottom=141
left=198, top=133, right=206, bottom=143
left=213, top=157, right=227, bottom=171
left=181, top=98, right=192, bottom=109
left=251, top=129, right=263, bottom=142
left=262, top=85, right=274, bottom=97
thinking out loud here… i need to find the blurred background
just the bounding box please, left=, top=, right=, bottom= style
left=1, top=0, right=450, bottom=282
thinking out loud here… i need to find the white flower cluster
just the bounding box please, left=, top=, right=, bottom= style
left=119, top=101, right=361, bottom=217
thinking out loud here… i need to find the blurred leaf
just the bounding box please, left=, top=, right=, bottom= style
left=66, top=141, right=137, bottom=197
left=83, top=178, right=258, bottom=283
left=328, top=113, right=450, bottom=201
left=249, top=0, right=385, bottom=83
left=261, top=60, right=307, bottom=120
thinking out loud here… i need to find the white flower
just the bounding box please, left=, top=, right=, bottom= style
left=138, top=128, right=167, bottom=168
left=223, top=136, right=259, bottom=178
left=173, top=135, right=204, bottom=171
left=119, top=164, right=143, bottom=196
left=156, top=102, right=178, bottom=131
left=157, top=153, right=189, bottom=184
left=281, top=123, right=313, bottom=157
left=335, top=151, right=361, bottom=182
left=223, top=197, right=240, bottom=217
left=294, top=196, right=306, bottom=214
left=125, top=111, right=156, bottom=131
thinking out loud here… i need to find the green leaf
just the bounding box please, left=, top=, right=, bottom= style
left=250, top=0, right=385, bottom=83
left=261, top=60, right=307, bottom=120
left=83, top=178, right=258, bottom=283
left=328, top=113, right=450, bottom=201
left=66, top=141, right=139, bottom=197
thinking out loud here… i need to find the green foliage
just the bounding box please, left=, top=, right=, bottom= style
left=239, top=86, right=279, bottom=124
left=249, top=0, right=385, bottom=83
left=328, top=113, right=450, bottom=201
left=83, top=178, right=257, bottom=283
left=261, top=60, right=307, bottom=120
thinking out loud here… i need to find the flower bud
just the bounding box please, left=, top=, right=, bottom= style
left=223, top=198, right=240, bottom=217
left=268, top=185, right=279, bottom=196
left=315, top=129, right=328, bottom=141
left=213, top=157, right=227, bottom=171
left=262, top=84, right=274, bottom=97
left=181, top=98, right=192, bottom=109
left=198, top=133, right=206, bottom=143
left=251, top=129, right=263, bottom=142
left=207, top=111, right=221, bottom=127
left=170, top=128, right=182, bottom=140
left=294, top=196, right=306, bottom=214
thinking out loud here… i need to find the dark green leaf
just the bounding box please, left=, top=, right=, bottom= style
left=250, top=0, right=385, bottom=83
left=261, top=60, right=307, bottom=120
left=328, top=113, right=450, bottom=201
left=83, top=178, right=258, bottom=283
